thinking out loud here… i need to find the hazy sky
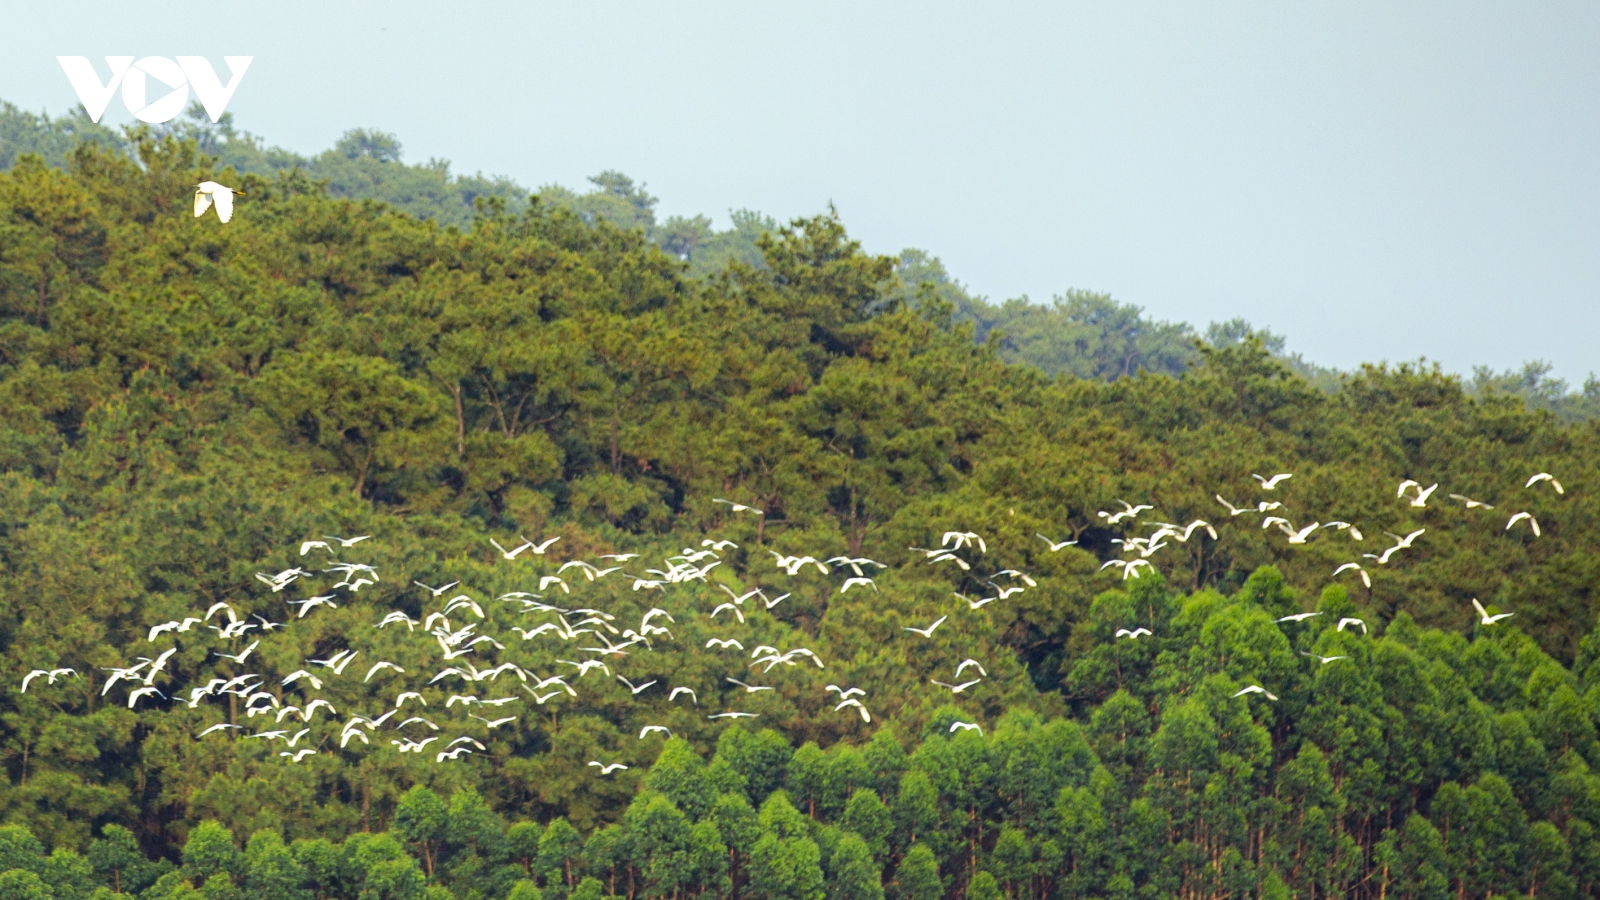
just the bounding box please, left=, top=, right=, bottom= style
left=6, top=2, right=1599, bottom=380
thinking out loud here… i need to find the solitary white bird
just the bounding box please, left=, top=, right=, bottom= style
left=1215, top=495, right=1252, bottom=516
left=1037, top=534, right=1078, bottom=551
left=127, top=686, right=164, bottom=708
left=668, top=687, right=698, bottom=704
left=826, top=685, right=865, bottom=699
left=903, top=616, right=948, bottom=638
left=713, top=499, right=763, bottom=514
left=589, top=761, right=629, bottom=774
left=1336, top=617, right=1368, bottom=634
left=719, top=585, right=766, bottom=606
left=469, top=714, right=517, bottom=730
left=288, top=595, right=338, bottom=618
left=961, top=593, right=997, bottom=610
left=1322, top=522, right=1364, bottom=541
left=839, top=577, right=878, bottom=594
left=1233, top=685, right=1278, bottom=701
left=559, top=659, right=612, bottom=678
left=281, top=670, right=323, bottom=690
left=639, top=725, right=673, bottom=739
left=1332, top=562, right=1372, bottom=588
left=324, top=534, right=372, bottom=548
left=726, top=677, right=774, bottom=693
left=834, top=699, right=871, bottom=723
left=1506, top=512, right=1541, bottom=537
left=705, top=638, right=744, bottom=650
left=708, top=711, right=759, bottom=720
left=617, top=676, right=657, bottom=696
left=489, top=537, right=535, bottom=560
left=1302, top=653, right=1348, bottom=665
left=1115, top=627, right=1153, bottom=639
left=1397, top=481, right=1439, bottom=507
left=1448, top=494, right=1494, bottom=510
left=1385, top=529, right=1427, bottom=550
left=1526, top=472, right=1564, bottom=494
left=931, top=679, right=982, bottom=694
left=710, top=603, right=746, bottom=623
left=1253, top=473, right=1293, bottom=490
left=193, top=181, right=243, bottom=223
left=1276, top=611, right=1320, bottom=623
left=280, top=748, right=317, bottom=763
left=949, top=721, right=983, bottom=735
left=1471, top=598, right=1515, bottom=625
left=198, top=723, right=243, bottom=737
left=1285, top=522, right=1321, bottom=544
left=365, top=661, right=405, bottom=682
left=954, top=658, right=988, bottom=678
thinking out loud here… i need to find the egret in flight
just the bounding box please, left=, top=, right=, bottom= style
left=1233, top=685, right=1278, bottom=701
left=194, top=181, right=243, bottom=223
left=1526, top=472, right=1564, bottom=494
left=1471, top=598, right=1514, bottom=625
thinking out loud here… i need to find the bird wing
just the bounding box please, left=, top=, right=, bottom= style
left=1471, top=598, right=1488, bottom=619
left=212, top=188, right=234, bottom=223
left=193, top=189, right=213, bottom=218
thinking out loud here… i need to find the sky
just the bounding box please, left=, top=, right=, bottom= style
left=5, top=1, right=1599, bottom=381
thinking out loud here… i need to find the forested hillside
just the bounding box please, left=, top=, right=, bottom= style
left=11, top=98, right=1598, bottom=407
left=4, top=131, right=1600, bottom=900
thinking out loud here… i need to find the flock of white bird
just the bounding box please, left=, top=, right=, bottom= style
left=19, top=467, right=1563, bottom=768
left=1090, top=470, right=1563, bottom=702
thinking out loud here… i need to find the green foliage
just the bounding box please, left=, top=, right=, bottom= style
left=8, top=112, right=1600, bottom=900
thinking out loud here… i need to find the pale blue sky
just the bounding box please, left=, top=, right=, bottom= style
left=5, top=2, right=1599, bottom=380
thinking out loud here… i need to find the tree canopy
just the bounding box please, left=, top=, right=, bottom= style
left=2, top=117, right=1600, bottom=900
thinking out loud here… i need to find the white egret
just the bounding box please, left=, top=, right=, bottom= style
left=1233, top=685, right=1278, bottom=700
left=193, top=181, right=243, bottom=223
left=1526, top=472, right=1564, bottom=494
left=1471, top=598, right=1514, bottom=625
left=903, top=616, right=948, bottom=638
left=712, top=499, right=763, bottom=514
left=1036, top=534, right=1078, bottom=551
left=1506, top=512, right=1541, bottom=537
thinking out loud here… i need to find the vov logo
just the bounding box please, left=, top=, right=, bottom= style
left=56, top=56, right=252, bottom=124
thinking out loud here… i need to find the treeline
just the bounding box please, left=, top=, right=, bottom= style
left=5, top=130, right=1600, bottom=899
left=7, top=97, right=1593, bottom=402
left=7, top=574, right=1600, bottom=900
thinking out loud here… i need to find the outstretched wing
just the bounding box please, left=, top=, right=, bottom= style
left=214, top=188, right=234, bottom=223
left=193, top=189, right=213, bottom=219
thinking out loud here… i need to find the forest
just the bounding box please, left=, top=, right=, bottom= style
left=2, top=118, right=1600, bottom=900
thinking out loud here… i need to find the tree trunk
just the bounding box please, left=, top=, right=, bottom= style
left=451, top=381, right=465, bottom=459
